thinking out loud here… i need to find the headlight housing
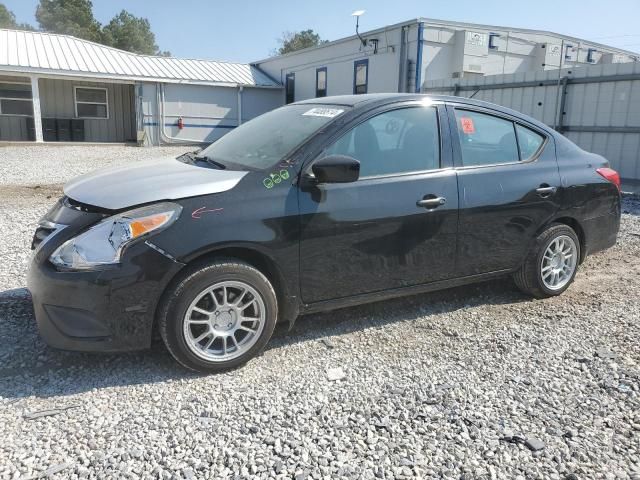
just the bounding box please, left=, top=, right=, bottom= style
left=50, top=202, right=182, bottom=270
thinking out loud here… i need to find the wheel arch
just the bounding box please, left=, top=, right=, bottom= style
left=541, top=216, right=587, bottom=263
left=153, top=245, right=299, bottom=338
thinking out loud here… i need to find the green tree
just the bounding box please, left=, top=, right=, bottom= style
left=103, top=10, right=169, bottom=56
left=276, top=29, right=328, bottom=55
left=0, top=3, right=17, bottom=28
left=35, top=0, right=102, bottom=42
left=0, top=3, right=35, bottom=30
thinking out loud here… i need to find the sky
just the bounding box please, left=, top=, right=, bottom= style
left=4, top=0, right=640, bottom=62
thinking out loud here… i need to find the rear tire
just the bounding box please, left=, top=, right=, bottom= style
left=159, top=259, right=278, bottom=373
left=513, top=224, right=580, bottom=298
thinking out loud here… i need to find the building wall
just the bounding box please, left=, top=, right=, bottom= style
left=0, top=116, right=30, bottom=141
left=420, top=22, right=635, bottom=82
left=140, top=82, right=282, bottom=146
left=256, top=23, right=422, bottom=103
left=255, top=20, right=638, bottom=103
left=423, top=62, right=640, bottom=181
left=38, top=78, right=136, bottom=142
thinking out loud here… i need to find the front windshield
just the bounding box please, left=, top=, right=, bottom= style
left=198, top=104, right=347, bottom=170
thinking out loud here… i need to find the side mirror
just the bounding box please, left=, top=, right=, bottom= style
left=311, top=155, right=360, bottom=184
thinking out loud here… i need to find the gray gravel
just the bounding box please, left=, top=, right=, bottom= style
left=1, top=146, right=639, bottom=479
left=0, top=145, right=190, bottom=187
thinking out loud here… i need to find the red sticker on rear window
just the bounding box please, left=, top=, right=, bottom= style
left=460, top=117, right=475, bottom=134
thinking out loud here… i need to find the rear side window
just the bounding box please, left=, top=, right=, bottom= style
left=454, top=109, right=519, bottom=166
left=516, top=124, right=545, bottom=160
left=324, top=106, right=440, bottom=177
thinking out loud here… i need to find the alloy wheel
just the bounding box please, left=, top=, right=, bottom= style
left=182, top=281, right=266, bottom=362
left=540, top=235, right=577, bottom=291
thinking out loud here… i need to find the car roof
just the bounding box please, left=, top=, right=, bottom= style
left=294, top=93, right=554, bottom=134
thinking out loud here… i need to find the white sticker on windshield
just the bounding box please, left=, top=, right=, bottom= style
left=302, top=107, right=344, bottom=118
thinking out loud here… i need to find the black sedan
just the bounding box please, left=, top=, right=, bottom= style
left=28, top=94, right=621, bottom=372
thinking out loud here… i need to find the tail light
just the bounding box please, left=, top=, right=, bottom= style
left=596, top=167, right=621, bottom=192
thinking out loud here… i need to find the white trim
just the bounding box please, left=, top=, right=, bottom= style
left=74, top=86, right=109, bottom=120
left=0, top=66, right=281, bottom=89
left=31, top=76, right=43, bottom=142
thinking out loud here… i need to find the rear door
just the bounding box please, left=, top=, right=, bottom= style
left=447, top=104, right=561, bottom=276
left=298, top=102, right=459, bottom=304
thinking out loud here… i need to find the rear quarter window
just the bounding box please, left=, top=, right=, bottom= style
left=516, top=124, right=545, bottom=160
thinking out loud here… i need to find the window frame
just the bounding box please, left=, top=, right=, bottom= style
left=0, top=80, right=33, bottom=117
left=306, top=102, right=449, bottom=181
left=586, top=48, right=597, bottom=63
left=285, top=73, right=295, bottom=104
left=353, top=59, right=369, bottom=95
left=488, top=33, right=500, bottom=50
left=74, top=86, right=109, bottom=120
left=565, top=44, right=574, bottom=61
left=315, top=67, right=327, bottom=98
left=446, top=104, right=549, bottom=170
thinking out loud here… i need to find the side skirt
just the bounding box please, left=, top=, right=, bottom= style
left=300, top=269, right=513, bottom=315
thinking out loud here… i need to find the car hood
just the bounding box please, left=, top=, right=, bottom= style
left=64, top=156, right=247, bottom=210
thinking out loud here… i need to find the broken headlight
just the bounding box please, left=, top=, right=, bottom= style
left=49, top=202, right=182, bottom=270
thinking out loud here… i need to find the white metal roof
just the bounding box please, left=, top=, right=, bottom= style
left=0, top=29, right=280, bottom=88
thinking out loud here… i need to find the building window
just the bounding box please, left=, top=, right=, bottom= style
left=565, top=45, right=574, bottom=61
left=74, top=87, right=108, bottom=119
left=285, top=73, right=295, bottom=104
left=316, top=67, right=327, bottom=98
left=0, top=82, right=33, bottom=116
left=489, top=33, right=500, bottom=50
left=587, top=48, right=597, bottom=63
left=353, top=59, right=368, bottom=95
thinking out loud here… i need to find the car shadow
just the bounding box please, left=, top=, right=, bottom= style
left=0, top=279, right=529, bottom=400
left=621, top=194, right=640, bottom=217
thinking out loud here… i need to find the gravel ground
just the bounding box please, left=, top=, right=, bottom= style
left=1, top=146, right=639, bottom=480
left=0, top=145, right=190, bottom=187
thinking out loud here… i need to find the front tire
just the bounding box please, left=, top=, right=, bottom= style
left=513, top=224, right=580, bottom=298
left=159, top=259, right=278, bottom=373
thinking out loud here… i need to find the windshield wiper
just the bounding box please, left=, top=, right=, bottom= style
left=194, top=155, right=227, bottom=170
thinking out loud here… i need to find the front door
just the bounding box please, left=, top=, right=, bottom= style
left=298, top=103, right=459, bottom=304
left=447, top=105, right=561, bottom=276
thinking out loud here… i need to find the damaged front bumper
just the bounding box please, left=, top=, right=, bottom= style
left=27, top=198, right=184, bottom=353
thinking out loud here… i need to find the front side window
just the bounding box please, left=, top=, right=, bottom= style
left=454, top=109, right=519, bottom=166
left=198, top=104, right=346, bottom=170
left=316, top=68, right=327, bottom=97
left=0, top=82, right=33, bottom=116
left=324, top=106, right=440, bottom=177
left=353, top=59, right=368, bottom=94
left=75, top=87, right=108, bottom=119
left=285, top=73, right=295, bottom=104
left=516, top=124, right=545, bottom=160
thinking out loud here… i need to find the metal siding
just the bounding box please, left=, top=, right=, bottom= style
left=0, top=116, right=29, bottom=141
left=37, top=78, right=134, bottom=142
left=139, top=82, right=281, bottom=146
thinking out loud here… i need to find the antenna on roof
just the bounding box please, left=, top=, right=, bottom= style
left=352, top=10, right=367, bottom=47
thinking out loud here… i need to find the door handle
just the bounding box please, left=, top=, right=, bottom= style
left=536, top=185, right=557, bottom=197
left=417, top=196, right=446, bottom=209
